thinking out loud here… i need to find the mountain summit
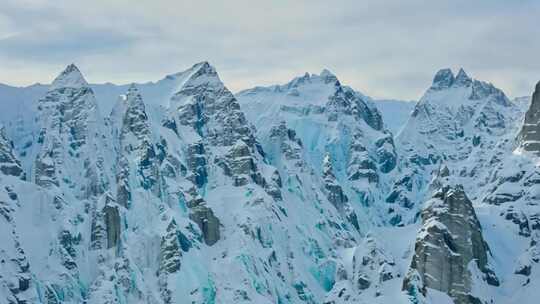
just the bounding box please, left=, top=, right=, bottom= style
left=50, top=63, right=89, bottom=90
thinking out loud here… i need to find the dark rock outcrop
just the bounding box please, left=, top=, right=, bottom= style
left=103, top=204, right=121, bottom=249
left=403, top=183, right=498, bottom=304
left=172, top=62, right=257, bottom=148
left=90, top=194, right=121, bottom=250
left=221, top=140, right=263, bottom=187
left=186, top=142, right=208, bottom=188
left=113, top=84, right=162, bottom=211
left=431, top=69, right=455, bottom=90
left=322, top=153, right=359, bottom=230
left=185, top=188, right=220, bottom=246
left=517, top=81, right=540, bottom=154
left=0, top=127, right=25, bottom=179
left=158, top=219, right=183, bottom=304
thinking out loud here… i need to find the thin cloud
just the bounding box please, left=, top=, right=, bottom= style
left=0, top=0, right=538, bottom=100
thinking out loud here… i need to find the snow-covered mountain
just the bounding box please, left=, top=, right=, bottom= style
left=389, top=69, right=538, bottom=304
left=0, top=63, right=538, bottom=304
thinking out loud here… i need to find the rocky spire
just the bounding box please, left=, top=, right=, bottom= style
left=322, top=153, right=348, bottom=209
left=120, top=84, right=153, bottom=149
left=0, top=127, right=24, bottom=179
left=403, top=183, right=499, bottom=304
left=90, top=193, right=121, bottom=250
left=34, top=63, right=111, bottom=198
left=431, top=68, right=455, bottom=90
left=322, top=153, right=360, bottom=230
left=517, top=81, right=540, bottom=155
left=454, top=68, right=472, bottom=87
left=171, top=61, right=256, bottom=147
left=118, top=84, right=160, bottom=199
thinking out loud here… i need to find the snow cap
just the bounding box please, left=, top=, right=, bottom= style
left=51, top=63, right=88, bottom=90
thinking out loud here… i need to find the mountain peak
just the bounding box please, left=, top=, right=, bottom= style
left=180, top=61, right=220, bottom=87
left=320, top=68, right=339, bottom=84
left=431, top=68, right=455, bottom=90
left=164, top=61, right=217, bottom=82
left=126, top=83, right=139, bottom=96
left=124, top=84, right=146, bottom=111
left=51, top=63, right=88, bottom=90
left=191, top=61, right=216, bottom=75
left=454, top=68, right=472, bottom=87
left=320, top=69, right=334, bottom=77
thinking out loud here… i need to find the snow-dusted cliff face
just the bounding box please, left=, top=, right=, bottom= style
left=237, top=70, right=398, bottom=225
left=0, top=63, right=539, bottom=304
left=387, top=68, right=524, bottom=224
left=391, top=69, right=540, bottom=304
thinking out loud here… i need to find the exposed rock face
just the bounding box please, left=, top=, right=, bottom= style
left=90, top=194, right=121, bottom=249
left=172, top=62, right=257, bottom=147
left=347, top=135, right=379, bottom=184
left=268, top=121, right=303, bottom=164
left=185, top=142, right=208, bottom=188
left=188, top=197, right=220, bottom=246
left=115, top=155, right=130, bottom=208
left=0, top=127, right=24, bottom=179
left=221, top=140, right=264, bottom=187
left=33, top=64, right=112, bottom=198
left=515, top=232, right=540, bottom=277
left=517, top=81, right=540, bottom=154
left=158, top=219, right=183, bottom=304
left=103, top=203, right=121, bottom=249
left=159, top=219, right=183, bottom=274
left=403, top=182, right=498, bottom=304
left=431, top=68, right=455, bottom=90
left=327, top=82, right=384, bottom=132
left=323, top=154, right=348, bottom=209
left=0, top=185, right=36, bottom=303
left=120, top=85, right=160, bottom=193
left=454, top=68, right=473, bottom=87
left=322, top=153, right=359, bottom=230
left=352, top=236, right=398, bottom=291
left=116, top=84, right=161, bottom=207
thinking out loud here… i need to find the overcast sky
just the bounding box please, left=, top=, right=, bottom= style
left=1, top=0, right=539, bottom=100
